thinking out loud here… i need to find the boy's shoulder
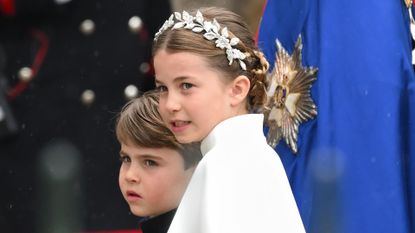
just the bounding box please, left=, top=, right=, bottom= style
left=139, top=209, right=177, bottom=233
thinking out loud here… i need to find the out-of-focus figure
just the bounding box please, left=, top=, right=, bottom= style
left=0, top=0, right=170, bottom=232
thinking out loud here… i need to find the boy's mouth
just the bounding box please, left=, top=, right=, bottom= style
left=126, top=191, right=142, bottom=201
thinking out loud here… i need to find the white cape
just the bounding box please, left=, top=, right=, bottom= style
left=168, top=114, right=305, bottom=233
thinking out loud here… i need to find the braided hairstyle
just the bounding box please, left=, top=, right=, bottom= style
left=152, top=7, right=269, bottom=112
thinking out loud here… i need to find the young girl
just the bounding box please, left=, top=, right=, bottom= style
left=116, top=92, right=201, bottom=233
left=153, top=7, right=305, bottom=233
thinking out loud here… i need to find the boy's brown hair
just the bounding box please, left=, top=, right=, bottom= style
left=116, top=91, right=200, bottom=169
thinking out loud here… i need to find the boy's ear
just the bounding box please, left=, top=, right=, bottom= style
left=229, top=75, right=250, bottom=107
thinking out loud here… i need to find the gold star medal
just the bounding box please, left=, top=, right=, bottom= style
left=264, top=35, right=318, bottom=154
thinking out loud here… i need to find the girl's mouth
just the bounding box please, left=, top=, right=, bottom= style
left=170, top=120, right=191, bottom=133
left=172, top=120, right=191, bottom=127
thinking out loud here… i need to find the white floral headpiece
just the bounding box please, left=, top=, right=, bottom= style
left=154, top=10, right=247, bottom=70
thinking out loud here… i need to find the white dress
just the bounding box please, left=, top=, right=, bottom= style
left=167, top=114, right=305, bottom=233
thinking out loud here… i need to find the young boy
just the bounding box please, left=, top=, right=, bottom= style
left=115, top=91, right=201, bottom=233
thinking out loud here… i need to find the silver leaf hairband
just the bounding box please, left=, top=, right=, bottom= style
left=154, top=10, right=247, bottom=70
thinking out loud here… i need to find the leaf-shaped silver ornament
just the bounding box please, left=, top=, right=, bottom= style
left=195, top=11, right=204, bottom=24
left=172, top=22, right=185, bottom=29
left=154, top=10, right=247, bottom=70
left=192, top=27, right=204, bottom=32
left=174, top=12, right=182, bottom=20
left=203, top=32, right=217, bottom=41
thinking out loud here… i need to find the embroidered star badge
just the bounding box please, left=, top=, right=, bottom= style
left=264, top=35, right=318, bottom=154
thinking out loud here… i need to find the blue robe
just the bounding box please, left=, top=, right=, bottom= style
left=258, top=0, right=415, bottom=232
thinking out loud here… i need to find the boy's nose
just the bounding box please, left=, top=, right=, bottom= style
left=125, top=167, right=141, bottom=183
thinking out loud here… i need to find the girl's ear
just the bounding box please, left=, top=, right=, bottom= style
left=229, top=75, right=250, bottom=107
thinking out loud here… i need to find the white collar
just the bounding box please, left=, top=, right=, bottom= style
left=200, top=114, right=265, bottom=156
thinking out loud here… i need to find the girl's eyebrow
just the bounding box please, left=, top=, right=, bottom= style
left=156, top=76, right=191, bottom=85
left=173, top=76, right=190, bottom=82
left=155, top=79, right=164, bottom=85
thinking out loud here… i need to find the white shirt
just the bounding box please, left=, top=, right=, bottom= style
left=168, top=114, right=305, bottom=233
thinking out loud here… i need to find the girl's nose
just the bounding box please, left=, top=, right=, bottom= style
left=163, top=93, right=181, bottom=113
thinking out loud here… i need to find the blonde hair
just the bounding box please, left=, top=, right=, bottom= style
left=115, top=91, right=201, bottom=169
left=152, top=7, right=269, bottom=112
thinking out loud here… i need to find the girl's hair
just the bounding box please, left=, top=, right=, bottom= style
left=152, top=7, right=269, bottom=112
left=115, top=91, right=201, bottom=169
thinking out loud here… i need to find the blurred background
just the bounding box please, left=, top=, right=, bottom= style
left=0, top=0, right=264, bottom=232
left=172, top=0, right=265, bottom=33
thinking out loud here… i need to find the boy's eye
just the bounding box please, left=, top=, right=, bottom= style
left=181, top=83, right=193, bottom=90
left=144, top=160, right=158, bottom=167
left=119, top=155, right=131, bottom=163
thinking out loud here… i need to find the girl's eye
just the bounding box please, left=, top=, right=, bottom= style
left=119, top=155, right=131, bottom=163
left=144, top=160, right=158, bottom=167
left=156, top=85, right=167, bottom=92
left=182, top=83, right=193, bottom=90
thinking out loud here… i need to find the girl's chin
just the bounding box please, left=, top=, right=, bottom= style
left=176, top=136, right=200, bottom=144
